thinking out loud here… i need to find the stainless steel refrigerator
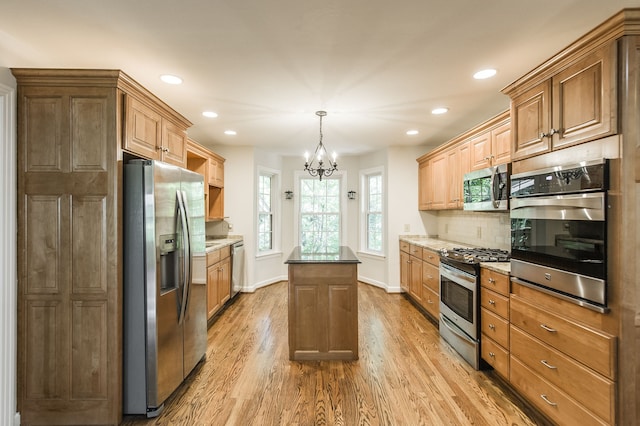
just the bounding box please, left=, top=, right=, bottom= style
left=123, top=159, right=207, bottom=417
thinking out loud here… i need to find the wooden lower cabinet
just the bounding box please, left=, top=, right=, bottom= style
left=480, top=267, right=510, bottom=379
left=207, top=246, right=231, bottom=320
left=509, top=283, right=616, bottom=425
left=287, top=263, right=358, bottom=361
left=399, top=242, right=440, bottom=321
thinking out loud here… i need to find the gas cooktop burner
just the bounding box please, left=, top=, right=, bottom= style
left=440, top=247, right=510, bottom=263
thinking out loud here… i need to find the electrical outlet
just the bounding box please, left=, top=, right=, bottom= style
left=404, top=224, right=410, bottom=232
left=476, top=226, right=482, bottom=239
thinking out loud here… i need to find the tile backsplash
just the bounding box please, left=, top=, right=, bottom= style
left=437, top=210, right=510, bottom=250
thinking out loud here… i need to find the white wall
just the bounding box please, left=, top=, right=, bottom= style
left=0, top=68, right=18, bottom=425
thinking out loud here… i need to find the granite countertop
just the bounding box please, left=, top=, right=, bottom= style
left=205, top=235, right=243, bottom=252
left=400, top=235, right=511, bottom=274
left=285, top=246, right=361, bottom=264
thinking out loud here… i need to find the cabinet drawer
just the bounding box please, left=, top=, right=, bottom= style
left=422, top=248, right=440, bottom=266
left=400, top=241, right=410, bottom=253
left=480, top=287, right=509, bottom=318
left=421, top=286, right=439, bottom=319
left=219, top=245, right=230, bottom=259
left=207, top=248, right=221, bottom=266
left=480, top=268, right=509, bottom=296
left=510, top=295, right=616, bottom=379
left=481, top=335, right=509, bottom=379
left=510, top=326, right=614, bottom=424
left=422, top=261, right=439, bottom=293
left=409, top=244, right=422, bottom=258
left=481, top=309, right=509, bottom=348
left=510, top=356, right=608, bottom=426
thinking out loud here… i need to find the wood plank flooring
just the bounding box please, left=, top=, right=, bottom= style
left=121, top=282, right=547, bottom=426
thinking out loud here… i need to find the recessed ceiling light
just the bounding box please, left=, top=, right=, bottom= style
left=202, top=111, right=218, bottom=118
left=224, top=130, right=237, bottom=136
left=406, top=130, right=419, bottom=136
left=431, top=107, right=449, bottom=115
left=473, top=69, right=497, bottom=80
left=160, top=74, right=183, bottom=85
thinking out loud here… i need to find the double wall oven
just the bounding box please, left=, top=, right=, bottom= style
left=439, top=248, right=509, bottom=370
left=510, top=159, right=609, bottom=312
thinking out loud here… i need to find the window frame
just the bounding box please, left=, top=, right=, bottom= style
left=293, top=170, right=347, bottom=253
left=256, top=166, right=281, bottom=256
left=359, top=166, right=385, bottom=257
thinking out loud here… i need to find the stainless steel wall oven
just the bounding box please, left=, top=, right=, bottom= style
left=510, top=159, right=609, bottom=311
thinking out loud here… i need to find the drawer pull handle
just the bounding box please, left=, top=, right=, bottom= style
left=541, top=360, right=557, bottom=369
left=488, top=278, right=496, bottom=284
left=540, top=324, right=557, bottom=333
left=489, top=299, right=496, bottom=305
left=540, top=394, right=558, bottom=407
left=489, top=324, right=496, bottom=330
left=489, top=351, right=495, bottom=358
left=427, top=299, right=434, bottom=304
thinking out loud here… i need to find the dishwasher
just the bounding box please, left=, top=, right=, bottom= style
left=230, top=241, right=244, bottom=299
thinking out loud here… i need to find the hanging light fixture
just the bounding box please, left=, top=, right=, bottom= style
left=304, top=110, right=337, bottom=181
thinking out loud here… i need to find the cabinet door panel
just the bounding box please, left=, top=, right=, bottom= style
left=552, top=43, right=616, bottom=150
left=430, top=154, right=447, bottom=209
left=124, top=96, right=161, bottom=160
left=511, top=81, right=551, bottom=160
left=491, top=122, right=511, bottom=165
left=161, top=119, right=187, bottom=167
left=418, top=160, right=431, bottom=210
left=469, top=131, right=491, bottom=170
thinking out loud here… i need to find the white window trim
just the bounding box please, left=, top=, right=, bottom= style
left=256, top=166, right=281, bottom=257
left=293, top=170, right=348, bottom=249
left=359, top=166, right=385, bottom=257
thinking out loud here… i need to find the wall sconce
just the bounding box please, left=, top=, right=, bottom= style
left=284, top=190, right=293, bottom=200
left=347, top=190, right=356, bottom=200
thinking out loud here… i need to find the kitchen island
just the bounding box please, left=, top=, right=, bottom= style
left=285, top=246, right=361, bottom=361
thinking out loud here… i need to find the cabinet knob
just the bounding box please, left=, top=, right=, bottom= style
left=489, top=351, right=495, bottom=358
left=489, top=324, right=496, bottom=330
left=489, top=299, right=496, bottom=305
left=488, top=277, right=496, bottom=284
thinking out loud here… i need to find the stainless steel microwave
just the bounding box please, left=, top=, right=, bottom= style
left=462, top=163, right=510, bottom=211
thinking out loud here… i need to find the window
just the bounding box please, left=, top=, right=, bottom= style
left=299, top=177, right=341, bottom=253
left=257, top=169, right=278, bottom=253
left=361, top=167, right=384, bottom=254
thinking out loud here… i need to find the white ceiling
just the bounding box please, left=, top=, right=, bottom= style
left=1, top=1, right=636, bottom=157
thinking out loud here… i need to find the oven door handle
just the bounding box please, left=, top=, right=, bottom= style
left=440, top=314, right=477, bottom=345
left=510, top=192, right=605, bottom=221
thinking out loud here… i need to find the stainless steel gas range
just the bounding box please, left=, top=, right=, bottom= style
left=438, top=248, right=509, bottom=370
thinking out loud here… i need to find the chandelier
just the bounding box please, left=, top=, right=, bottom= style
left=304, top=110, right=337, bottom=181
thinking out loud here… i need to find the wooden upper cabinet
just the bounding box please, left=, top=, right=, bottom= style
left=417, top=111, right=508, bottom=211
left=507, top=41, right=616, bottom=161
left=418, top=160, right=431, bottom=210
left=470, top=121, right=511, bottom=170
left=124, top=95, right=162, bottom=160
left=123, top=94, right=189, bottom=167
left=469, top=131, right=492, bottom=170
left=208, top=154, right=225, bottom=188
left=491, top=121, right=511, bottom=165
left=429, top=154, right=447, bottom=210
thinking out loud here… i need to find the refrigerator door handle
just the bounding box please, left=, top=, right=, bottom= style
left=176, top=190, right=191, bottom=325
left=180, top=190, right=193, bottom=313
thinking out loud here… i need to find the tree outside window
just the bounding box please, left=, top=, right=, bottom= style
left=258, top=173, right=273, bottom=252
left=299, top=178, right=341, bottom=253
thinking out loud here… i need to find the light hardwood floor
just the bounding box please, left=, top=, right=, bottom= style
left=121, top=282, right=547, bottom=426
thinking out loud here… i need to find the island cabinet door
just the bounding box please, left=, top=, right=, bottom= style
left=288, top=264, right=358, bottom=361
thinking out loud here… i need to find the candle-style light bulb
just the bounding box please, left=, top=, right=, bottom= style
left=332, top=151, right=337, bottom=163
left=304, top=152, right=309, bottom=163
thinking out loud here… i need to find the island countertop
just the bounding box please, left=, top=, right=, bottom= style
left=285, top=246, right=361, bottom=264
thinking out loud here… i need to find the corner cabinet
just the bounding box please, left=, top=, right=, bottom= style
left=12, top=68, right=192, bottom=425
left=186, top=139, right=225, bottom=221
left=504, top=41, right=617, bottom=161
